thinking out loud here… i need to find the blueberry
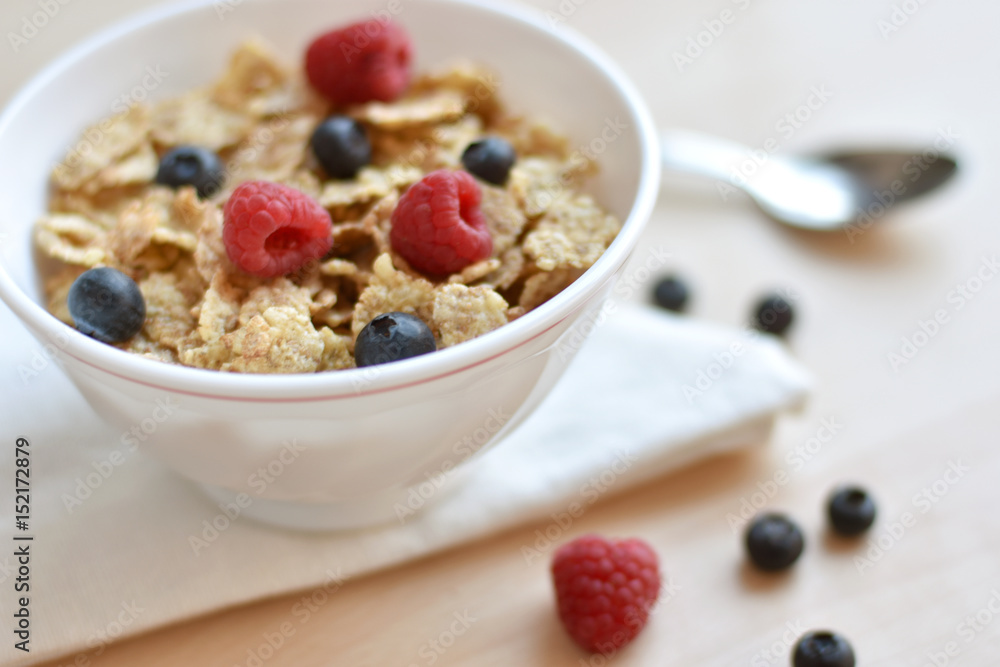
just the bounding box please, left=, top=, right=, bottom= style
left=311, top=116, right=371, bottom=180
left=652, top=275, right=690, bottom=312
left=355, top=312, right=436, bottom=367
left=67, top=267, right=145, bottom=344
left=752, top=293, right=794, bottom=335
left=461, top=137, right=516, bottom=185
left=827, top=486, right=876, bottom=536
left=155, top=145, right=225, bottom=198
left=745, top=513, right=804, bottom=571
left=792, top=630, right=856, bottom=667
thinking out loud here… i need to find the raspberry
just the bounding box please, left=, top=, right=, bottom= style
left=551, top=535, right=661, bottom=655
left=390, top=170, right=493, bottom=276
left=305, top=20, right=412, bottom=105
left=222, top=181, right=333, bottom=278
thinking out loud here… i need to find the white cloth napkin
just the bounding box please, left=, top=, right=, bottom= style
left=0, top=301, right=809, bottom=667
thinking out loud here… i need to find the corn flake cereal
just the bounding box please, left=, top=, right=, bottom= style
left=35, top=37, right=622, bottom=374
left=432, top=284, right=508, bottom=348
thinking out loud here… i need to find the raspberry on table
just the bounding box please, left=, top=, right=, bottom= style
left=551, top=535, right=661, bottom=655
left=222, top=181, right=333, bottom=278
left=390, top=169, right=493, bottom=276
left=305, top=20, right=412, bottom=105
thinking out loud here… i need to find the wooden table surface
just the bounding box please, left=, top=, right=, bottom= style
left=4, top=0, right=998, bottom=664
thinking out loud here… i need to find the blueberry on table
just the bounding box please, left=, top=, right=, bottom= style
left=752, top=292, right=795, bottom=335
left=827, top=486, right=876, bottom=536
left=67, top=267, right=145, bottom=344
left=792, top=630, right=856, bottom=667
left=745, top=512, right=804, bottom=571
left=311, top=115, right=372, bottom=180
left=652, top=275, right=690, bottom=312
left=355, top=312, right=436, bottom=367
left=155, top=145, right=225, bottom=198
left=461, top=137, right=517, bottom=186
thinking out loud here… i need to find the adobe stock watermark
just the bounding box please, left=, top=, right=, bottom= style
left=234, top=568, right=348, bottom=667
left=750, top=619, right=809, bottom=667
left=16, top=328, right=70, bottom=384
left=406, top=610, right=478, bottom=667
left=543, top=0, right=589, bottom=29
left=923, top=589, right=1000, bottom=667
left=7, top=0, right=73, bottom=53
left=393, top=406, right=511, bottom=522
left=556, top=245, right=672, bottom=362
left=681, top=286, right=799, bottom=404
left=188, top=439, right=306, bottom=555
left=217, top=0, right=409, bottom=22
left=887, top=255, right=998, bottom=372
left=716, top=85, right=835, bottom=203
left=854, top=459, right=969, bottom=574
left=48, top=601, right=145, bottom=667
left=52, top=65, right=170, bottom=182
left=845, top=126, right=959, bottom=243
left=574, top=577, right=682, bottom=666
left=61, top=397, right=180, bottom=513
left=725, top=417, right=845, bottom=533
left=672, top=0, right=756, bottom=72
left=520, top=449, right=639, bottom=565
left=518, top=115, right=630, bottom=216
left=219, top=112, right=292, bottom=189
left=335, top=71, right=498, bottom=209
left=877, top=0, right=932, bottom=39
left=0, top=557, right=15, bottom=586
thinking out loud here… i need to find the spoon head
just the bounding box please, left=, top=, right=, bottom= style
left=821, top=150, right=959, bottom=206
left=749, top=150, right=958, bottom=231
left=748, top=159, right=864, bottom=231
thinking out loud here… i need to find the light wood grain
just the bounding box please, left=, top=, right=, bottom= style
left=6, top=0, right=999, bottom=664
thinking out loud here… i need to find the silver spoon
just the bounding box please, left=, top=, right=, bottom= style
left=660, top=130, right=958, bottom=231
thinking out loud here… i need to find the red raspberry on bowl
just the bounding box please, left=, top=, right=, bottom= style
left=390, top=169, right=493, bottom=276
left=222, top=180, right=333, bottom=278
left=551, top=534, right=661, bottom=655
left=305, top=19, right=413, bottom=105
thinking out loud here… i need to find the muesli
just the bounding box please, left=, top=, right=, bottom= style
left=35, top=19, right=620, bottom=373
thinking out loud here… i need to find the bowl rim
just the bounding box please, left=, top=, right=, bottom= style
left=0, top=0, right=661, bottom=401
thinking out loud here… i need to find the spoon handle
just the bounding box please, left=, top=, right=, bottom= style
left=660, top=129, right=751, bottom=184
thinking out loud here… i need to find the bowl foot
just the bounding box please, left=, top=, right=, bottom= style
left=198, top=484, right=413, bottom=532
left=196, top=461, right=474, bottom=532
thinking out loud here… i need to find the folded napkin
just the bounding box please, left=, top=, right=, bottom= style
left=0, top=301, right=809, bottom=667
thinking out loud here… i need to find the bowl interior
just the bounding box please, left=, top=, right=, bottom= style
left=0, top=0, right=658, bottom=392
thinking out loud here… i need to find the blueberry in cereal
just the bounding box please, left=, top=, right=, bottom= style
left=34, top=19, right=621, bottom=373
left=461, top=136, right=516, bottom=186
left=155, top=145, right=226, bottom=198
left=355, top=312, right=436, bottom=367
left=310, top=115, right=372, bottom=180
left=67, top=267, right=146, bottom=343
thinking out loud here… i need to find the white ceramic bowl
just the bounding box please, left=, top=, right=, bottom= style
left=0, top=0, right=659, bottom=530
